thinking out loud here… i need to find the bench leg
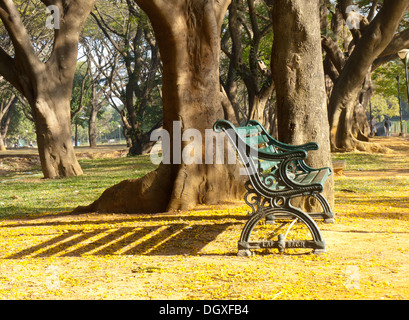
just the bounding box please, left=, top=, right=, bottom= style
left=237, top=248, right=253, bottom=257
left=238, top=207, right=325, bottom=256
left=314, top=193, right=335, bottom=223
left=290, top=194, right=335, bottom=223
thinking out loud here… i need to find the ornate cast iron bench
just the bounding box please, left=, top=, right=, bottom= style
left=213, top=119, right=334, bottom=256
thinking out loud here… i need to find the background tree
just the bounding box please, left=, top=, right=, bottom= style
left=71, top=53, right=112, bottom=148
left=370, top=92, right=400, bottom=123
left=371, top=60, right=409, bottom=122
left=221, top=0, right=275, bottom=131
left=90, top=0, right=163, bottom=155
left=0, top=0, right=95, bottom=178
left=321, top=0, right=409, bottom=151
left=3, top=97, right=37, bottom=147
left=71, top=62, right=92, bottom=146
left=0, top=83, right=17, bottom=150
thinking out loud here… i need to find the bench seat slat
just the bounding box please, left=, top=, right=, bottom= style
left=293, top=168, right=329, bottom=186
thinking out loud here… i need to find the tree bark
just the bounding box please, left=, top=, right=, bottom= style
left=0, top=0, right=94, bottom=178
left=0, top=92, right=16, bottom=150
left=272, top=0, right=334, bottom=209
left=74, top=0, right=245, bottom=214
left=35, top=97, right=83, bottom=178
left=223, top=0, right=242, bottom=123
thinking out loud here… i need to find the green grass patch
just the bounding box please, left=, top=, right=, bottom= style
left=331, top=153, right=386, bottom=171
left=0, top=155, right=157, bottom=218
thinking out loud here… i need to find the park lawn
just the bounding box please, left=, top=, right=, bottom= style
left=0, top=155, right=157, bottom=217
left=0, top=136, right=408, bottom=300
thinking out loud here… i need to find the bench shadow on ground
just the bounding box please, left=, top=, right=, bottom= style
left=2, top=212, right=246, bottom=259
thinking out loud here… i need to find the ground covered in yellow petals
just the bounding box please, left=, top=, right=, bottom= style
left=0, top=137, right=408, bottom=299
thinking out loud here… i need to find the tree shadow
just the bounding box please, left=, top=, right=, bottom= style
left=3, top=212, right=245, bottom=259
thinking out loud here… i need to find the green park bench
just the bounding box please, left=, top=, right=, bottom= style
left=213, top=119, right=334, bottom=256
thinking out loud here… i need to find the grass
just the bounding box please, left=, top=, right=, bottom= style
left=0, top=155, right=157, bottom=217
left=331, top=153, right=384, bottom=171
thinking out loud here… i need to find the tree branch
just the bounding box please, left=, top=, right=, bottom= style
left=133, top=0, right=167, bottom=17
left=321, top=36, right=345, bottom=73
left=90, top=11, right=127, bottom=59
left=377, top=28, right=409, bottom=58
left=46, top=0, right=95, bottom=89
left=0, top=46, right=22, bottom=92
left=367, top=1, right=379, bottom=22
left=372, top=53, right=399, bottom=70
left=215, top=0, right=232, bottom=27
left=39, top=0, right=58, bottom=6
left=0, top=0, right=40, bottom=74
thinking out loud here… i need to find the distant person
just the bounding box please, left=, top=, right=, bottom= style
left=370, top=117, right=377, bottom=137
left=384, top=117, right=391, bottom=136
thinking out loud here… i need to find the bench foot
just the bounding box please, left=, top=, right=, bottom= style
left=324, top=218, right=335, bottom=224
left=313, top=248, right=326, bottom=255
left=237, top=249, right=253, bottom=257
left=238, top=207, right=325, bottom=256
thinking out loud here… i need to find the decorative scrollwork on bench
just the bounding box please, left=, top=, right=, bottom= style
left=244, top=180, right=270, bottom=215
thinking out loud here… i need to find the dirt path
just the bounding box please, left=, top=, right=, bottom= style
left=0, top=137, right=408, bottom=300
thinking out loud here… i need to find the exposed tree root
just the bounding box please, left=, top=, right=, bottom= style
left=73, top=164, right=173, bottom=214
left=354, top=139, right=392, bottom=154
left=332, top=131, right=393, bottom=154
left=73, top=163, right=246, bottom=214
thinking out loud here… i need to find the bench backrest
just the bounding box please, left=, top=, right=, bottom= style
left=235, top=124, right=280, bottom=174
left=213, top=119, right=284, bottom=194
left=213, top=119, right=330, bottom=205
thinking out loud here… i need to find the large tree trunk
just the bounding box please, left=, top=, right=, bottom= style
left=328, top=1, right=409, bottom=151
left=272, top=0, right=334, bottom=209
left=0, top=0, right=95, bottom=178
left=74, top=0, right=244, bottom=214
left=34, top=97, right=83, bottom=178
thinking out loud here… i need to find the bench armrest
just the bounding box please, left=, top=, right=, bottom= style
left=213, top=119, right=236, bottom=133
